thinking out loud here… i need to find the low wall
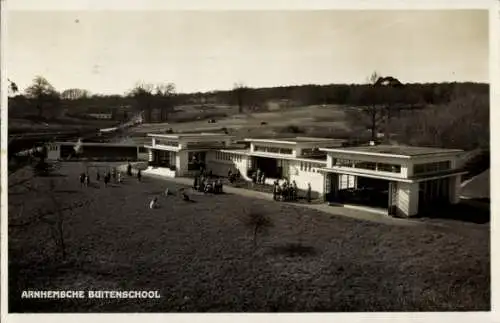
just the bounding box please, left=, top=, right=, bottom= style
left=59, top=144, right=139, bottom=161
left=144, top=166, right=177, bottom=178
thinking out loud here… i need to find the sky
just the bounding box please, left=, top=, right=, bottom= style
left=7, top=9, right=489, bottom=95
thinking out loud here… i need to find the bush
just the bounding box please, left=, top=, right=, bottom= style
left=33, top=161, right=51, bottom=176
left=280, top=125, right=304, bottom=134
left=242, top=208, right=273, bottom=249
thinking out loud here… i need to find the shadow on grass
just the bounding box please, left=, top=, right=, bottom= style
left=39, top=173, right=68, bottom=178
left=418, top=200, right=490, bottom=224
left=54, top=189, right=80, bottom=194
left=101, top=184, right=122, bottom=188
left=267, top=242, right=318, bottom=258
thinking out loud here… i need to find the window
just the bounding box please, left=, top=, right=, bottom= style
left=334, top=158, right=401, bottom=173
left=354, top=161, right=376, bottom=170
left=414, top=161, right=451, bottom=175
left=335, top=159, right=354, bottom=167
left=301, top=147, right=324, bottom=157
left=254, top=145, right=293, bottom=155
left=156, top=140, right=178, bottom=147
left=377, top=163, right=401, bottom=173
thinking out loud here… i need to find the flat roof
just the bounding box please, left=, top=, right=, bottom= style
left=55, top=142, right=139, bottom=147
left=148, top=132, right=233, bottom=139
left=320, top=145, right=463, bottom=158
left=217, top=148, right=327, bottom=163
left=244, top=137, right=346, bottom=145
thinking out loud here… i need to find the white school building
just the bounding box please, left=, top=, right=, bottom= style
left=144, top=132, right=466, bottom=217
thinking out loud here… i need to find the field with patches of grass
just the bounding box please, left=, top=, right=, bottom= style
left=8, top=162, right=489, bottom=312
left=128, top=105, right=354, bottom=140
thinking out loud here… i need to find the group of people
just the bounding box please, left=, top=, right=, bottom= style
left=251, top=169, right=266, bottom=185
left=273, top=179, right=312, bottom=203
left=79, top=172, right=91, bottom=187
left=227, top=169, right=241, bottom=184
left=193, top=170, right=224, bottom=194
left=80, top=163, right=142, bottom=188
left=149, top=187, right=192, bottom=209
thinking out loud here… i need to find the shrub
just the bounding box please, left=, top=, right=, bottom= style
left=241, top=207, right=273, bottom=250
left=280, top=125, right=304, bottom=134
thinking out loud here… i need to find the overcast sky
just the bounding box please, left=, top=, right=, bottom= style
left=7, top=9, right=488, bottom=95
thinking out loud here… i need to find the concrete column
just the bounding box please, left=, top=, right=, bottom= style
left=176, top=151, right=187, bottom=176
left=449, top=175, right=461, bottom=204
left=326, top=155, right=333, bottom=168
left=396, top=182, right=419, bottom=217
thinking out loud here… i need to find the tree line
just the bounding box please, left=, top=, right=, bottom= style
left=8, top=75, right=489, bottom=151
left=8, top=75, right=488, bottom=118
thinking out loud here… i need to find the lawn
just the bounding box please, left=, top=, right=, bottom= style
left=127, top=104, right=352, bottom=140
left=8, top=162, right=490, bottom=312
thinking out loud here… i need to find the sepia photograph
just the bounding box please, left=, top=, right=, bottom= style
left=2, top=0, right=495, bottom=318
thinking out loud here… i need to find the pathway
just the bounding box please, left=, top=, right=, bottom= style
left=136, top=167, right=422, bottom=227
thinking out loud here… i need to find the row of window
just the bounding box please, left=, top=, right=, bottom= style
left=155, top=140, right=178, bottom=147
left=333, top=159, right=402, bottom=173
left=186, top=142, right=225, bottom=149
left=299, top=162, right=322, bottom=173
left=413, top=161, right=451, bottom=175
left=301, top=148, right=325, bottom=157
left=215, top=151, right=243, bottom=162
left=254, top=145, right=293, bottom=155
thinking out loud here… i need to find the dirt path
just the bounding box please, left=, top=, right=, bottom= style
left=139, top=168, right=422, bottom=227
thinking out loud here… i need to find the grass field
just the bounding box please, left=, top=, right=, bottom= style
left=8, top=163, right=490, bottom=312
left=9, top=116, right=118, bottom=135
left=128, top=105, right=354, bottom=140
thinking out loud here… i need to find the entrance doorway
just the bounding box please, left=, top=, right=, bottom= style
left=253, top=157, right=287, bottom=179
left=188, top=151, right=206, bottom=171
left=325, top=173, right=390, bottom=210
left=418, top=178, right=451, bottom=214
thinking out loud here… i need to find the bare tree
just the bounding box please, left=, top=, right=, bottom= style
left=24, top=76, right=60, bottom=117
left=358, top=72, right=405, bottom=141
left=233, top=82, right=249, bottom=114
left=8, top=78, right=19, bottom=96
left=61, top=88, right=91, bottom=100
left=242, top=207, right=273, bottom=252
left=155, top=82, right=176, bottom=122
left=359, top=71, right=386, bottom=141
left=155, top=82, right=176, bottom=96
left=129, top=82, right=155, bottom=123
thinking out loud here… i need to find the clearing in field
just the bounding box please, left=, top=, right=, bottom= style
left=8, top=162, right=489, bottom=312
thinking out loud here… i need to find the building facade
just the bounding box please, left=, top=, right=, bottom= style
left=319, top=145, right=465, bottom=217
left=144, top=133, right=465, bottom=217
left=145, top=134, right=346, bottom=198
left=145, top=133, right=235, bottom=178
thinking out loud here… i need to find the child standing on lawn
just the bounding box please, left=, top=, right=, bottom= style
left=149, top=197, right=158, bottom=209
